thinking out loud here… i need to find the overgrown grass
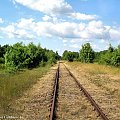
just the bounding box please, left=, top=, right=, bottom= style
left=67, top=62, right=120, bottom=120
left=68, top=62, right=120, bottom=75
left=0, top=64, right=51, bottom=114
left=68, top=61, right=120, bottom=97
left=0, top=64, right=5, bottom=73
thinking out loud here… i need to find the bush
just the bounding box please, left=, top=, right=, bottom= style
left=0, top=57, right=4, bottom=63
left=98, top=45, right=120, bottom=67
left=111, top=51, right=120, bottom=67
left=39, top=60, right=46, bottom=67
left=62, top=51, right=79, bottom=61
left=4, top=42, right=59, bottom=72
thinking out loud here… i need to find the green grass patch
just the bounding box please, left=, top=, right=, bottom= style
left=0, top=64, right=5, bottom=73
left=0, top=64, right=51, bottom=114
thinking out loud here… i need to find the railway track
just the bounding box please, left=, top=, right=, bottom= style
left=49, top=62, right=109, bottom=120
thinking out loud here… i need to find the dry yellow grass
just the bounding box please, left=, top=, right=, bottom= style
left=68, top=62, right=120, bottom=75
left=66, top=61, right=120, bottom=120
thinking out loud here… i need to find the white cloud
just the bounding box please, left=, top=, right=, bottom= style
left=1, top=18, right=120, bottom=43
left=14, top=0, right=72, bottom=16
left=105, top=44, right=110, bottom=50
left=63, top=39, right=68, bottom=43
left=3, top=0, right=119, bottom=53
left=0, top=18, right=4, bottom=23
left=0, top=18, right=36, bottom=40
left=13, top=0, right=97, bottom=21
left=100, top=39, right=106, bottom=43
left=91, top=43, right=101, bottom=51
left=16, top=18, right=34, bottom=28
left=1, top=25, right=15, bottom=38
left=109, top=28, right=120, bottom=40
left=83, top=20, right=110, bottom=39
left=42, top=15, right=64, bottom=23
left=42, top=15, right=52, bottom=21
left=70, top=13, right=98, bottom=21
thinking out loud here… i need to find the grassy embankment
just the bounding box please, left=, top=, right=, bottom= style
left=67, top=62, right=120, bottom=120
left=0, top=64, right=51, bottom=114
left=67, top=61, right=120, bottom=100
left=68, top=61, right=120, bottom=75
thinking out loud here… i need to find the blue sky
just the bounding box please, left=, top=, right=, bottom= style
left=0, top=0, right=120, bottom=55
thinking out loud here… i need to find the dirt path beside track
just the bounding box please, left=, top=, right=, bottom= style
left=9, top=65, right=58, bottom=120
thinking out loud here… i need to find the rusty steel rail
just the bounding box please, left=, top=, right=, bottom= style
left=63, top=63, right=109, bottom=120
left=49, top=63, right=60, bottom=120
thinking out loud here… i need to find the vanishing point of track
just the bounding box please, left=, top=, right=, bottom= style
left=49, top=62, right=109, bottom=120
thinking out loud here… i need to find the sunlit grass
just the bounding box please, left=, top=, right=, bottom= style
left=68, top=61, right=120, bottom=100
left=0, top=64, right=51, bottom=113
left=67, top=61, right=120, bottom=119
left=68, top=62, right=120, bottom=75
left=0, top=64, right=5, bottom=73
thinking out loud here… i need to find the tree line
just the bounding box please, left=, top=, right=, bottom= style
left=62, top=43, right=120, bottom=67
left=0, top=42, right=61, bottom=72
left=0, top=42, right=120, bottom=72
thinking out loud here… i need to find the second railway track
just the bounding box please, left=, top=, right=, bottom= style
left=49, top=62, right=109, bottom=120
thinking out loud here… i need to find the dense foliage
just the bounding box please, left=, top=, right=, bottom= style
left=62, top=43, right=120, bottom=67
left=79, top=43, right=95, bottom=63
left=0, top=45, right=9, bottom=63
left=0, top=42, right=60, bottom=72
left=98, top=44, right=120, bottom=67
left=0, top=42, right=120, bottom=71
left=62, top=50, right=79, bottom=61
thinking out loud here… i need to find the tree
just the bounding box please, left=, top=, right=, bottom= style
left=55, top=51, right=61, bottom=60
left=94, top=50, right=108, bottom=62
left=62, top=50, right=69, bottom=60
left=24, top=43, right=43, bottom=68
left=79, top=43, right=94, bottom=63
left=0, top=45, right=9, bottom=63
left=5, top=43, right=27, bottom=72
left=67, top=52, right=74, bottom=62
left=110, top=45, right=120, bottom=67
left=108, top=44, right=114, bottom=52
left=45, top=50, right=57, bottom=64
left=62, top=50, right=79, bottom=61
left=72, top=52, right=79, bottom=61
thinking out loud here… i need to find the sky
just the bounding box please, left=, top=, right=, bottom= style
left=0, top=0, right=120, bottom=55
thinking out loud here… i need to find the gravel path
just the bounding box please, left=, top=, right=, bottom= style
left=56, top=63, right=102, bottom=120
